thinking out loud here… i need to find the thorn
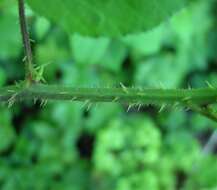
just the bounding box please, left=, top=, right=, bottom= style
left=15, top=80, right=22, bottom=87
left=183, top=97, right=191, bottom=102
left=39, top=100, right=44, bottom=107
left=15, top=81, right=19, bottom=86
left=159, top=104, right=166, bottom=113
left=173, top=102, right=179, bottom=107
left=33, top=98, right=38, bottom=104
left=40, top=99, right=48, bottom=107
left=70, top=97, right=77, bottom=102
left=87, top=103, right=92, bottom=111
left=7, top=89, right=15, bottom=93
left=185, top=107, right=191, bottom=111
left=22, top=56, right=27, bottom=62
left=112, top=97, right=120, bottom=102
left=82, top=100, right=90, bottom=108
left=30, top=39, right=35, bottom=43
left=40, top=77, right=47, bottom=84
left=59, top=91, right=68, bottom=95
left=8, top=99, right=15, bottom=108
left=137, top=104, right=142, bottom=112
left=172, top=102, right=180, bottom=111
left=44, top=100, right=48, bottom=107
left=205, top=81, right=215, bottom=89
left=135, top=102, right=140, bottom=108
left=127, top=104, right=133, bottom=112
left=8, top=93, right=18, bottom=108
left=120, top=82, right=128, bottom=94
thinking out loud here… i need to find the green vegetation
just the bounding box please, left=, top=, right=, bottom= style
left=0, top=0, right=217, bottom=189
left=27, top=0, right=194, bottom=36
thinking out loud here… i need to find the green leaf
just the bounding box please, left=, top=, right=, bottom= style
left=0, top=9, right=22, bottom=59
left=27, top=0, right=194, bottom=37
left=70, top=35, right=127, bottom=71
left=0, top=109, right=15, bottom=153
left=94, top=117, right=161, bottom=176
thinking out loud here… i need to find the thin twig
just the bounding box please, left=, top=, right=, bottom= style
left=185, top=102, right=217, bottom=123
left=18, top=0, right=34, bottom=82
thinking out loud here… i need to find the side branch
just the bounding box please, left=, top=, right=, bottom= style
left=18, top=0, right=34, bottom=82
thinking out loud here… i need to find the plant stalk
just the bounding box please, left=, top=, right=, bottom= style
left=2, top=84, right=217, bottom=121
left=0, top=84, right=217, bottom=105
left=18, top=0, right=34, bottom=82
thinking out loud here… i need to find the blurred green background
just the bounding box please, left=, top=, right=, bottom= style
left=0, top=0, right=217, bottom=189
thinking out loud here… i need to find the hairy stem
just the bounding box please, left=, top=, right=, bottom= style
left=18, top=0, right=34, bottom=82
left=1, top=84, right=217, bottom=121
left=185, top=103, right=217, bottom=122
left=0, top=84, right=217, bottom=104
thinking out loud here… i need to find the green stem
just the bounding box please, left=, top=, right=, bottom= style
left=18, top=0, right=34, bottom=83
left=1, top=84, right=217, bottom=105
left=2, top=84, right=217, bottom=121
left=185, top=102, right=217, bottom=122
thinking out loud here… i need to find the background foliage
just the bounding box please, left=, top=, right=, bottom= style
left=0, top=0, right=217, bottom=189
left=26, top=0, right=193, bottom=36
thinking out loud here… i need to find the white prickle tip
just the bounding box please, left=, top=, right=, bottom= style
left=120, top=82, right=128, bottom=94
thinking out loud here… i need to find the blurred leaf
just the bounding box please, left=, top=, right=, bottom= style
left=124, top=25, right=166, bottom=58
left=0, top=109, right=15, bottom=153
left=85, top=103, right=122, bottom=132
left=0, top=12, right=21, bottom=59
left=34, top=17, right=51, bottom=40
left=184, top=156, right=217, bottom=189
left=117, top=171, right=158, bottom=190
left=0, top=67, right=6, bottom=86
left=71, top=35, right=127, bottom=72
left=0, top=0, right=216, bottom=189
left=27, top=0, right=194, bottom=36
left=94, top=117, right=161, bottom=176
left=164, top=131, right=200, bottom=171
left=71, top=35, right=110, bottom=64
